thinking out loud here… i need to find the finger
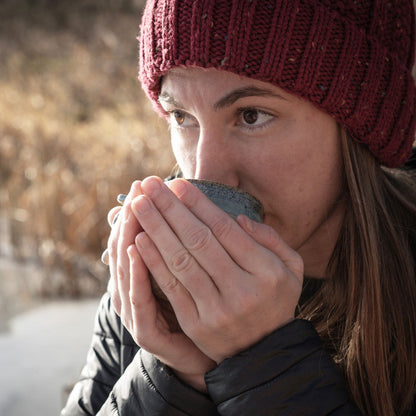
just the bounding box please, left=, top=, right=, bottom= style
left=132, top=180, right=222, bottom=303
left=117, top=182, right=144, bottom=324
left=237, top=215, right=304, bottom=283
left=107, top=206, right=122, bottom=227
left=109, top=181, right=141, bottom=315
left=135, top=231, right=199, bottom=319
left=127, top=243, right=168, bottom=347
left=102, top=207, right=123, bottom=265
left=127, top=244, right=158, bottom=328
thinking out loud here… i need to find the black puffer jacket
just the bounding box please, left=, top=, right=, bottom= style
left=61, top=290, right=361, bottom=415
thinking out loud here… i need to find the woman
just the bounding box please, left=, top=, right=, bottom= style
left=62, top=0, right=416, bottom=415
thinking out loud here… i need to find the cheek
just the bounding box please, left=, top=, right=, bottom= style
left=171, top=133, right=196, bottom=177
left=289, top=138, right=344, bottom=212
left=254, top=132, right=344, bottom=232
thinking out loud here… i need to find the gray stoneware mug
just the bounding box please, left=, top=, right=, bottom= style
left=186, top=179, right=264, bottom=223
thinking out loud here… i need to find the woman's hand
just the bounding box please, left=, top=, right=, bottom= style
left=130, top=176, right=304, bottom=365
left=105, top=180, right=216, bottom=392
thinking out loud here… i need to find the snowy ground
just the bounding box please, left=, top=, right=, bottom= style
left=0, top=298, right=100, bottom=416
left=0, top=214, right=103, bottom=415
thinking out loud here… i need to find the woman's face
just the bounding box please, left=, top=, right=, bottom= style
left=160, top=67, right=345, bottom=277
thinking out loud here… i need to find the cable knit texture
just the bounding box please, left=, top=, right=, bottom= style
left=139, top=0, right=416, bottom=167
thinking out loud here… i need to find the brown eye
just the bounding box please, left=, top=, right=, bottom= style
left=239, top=108, right=274, bottom=129
left=173, top=111, right=185, bottom=125
left=242, top=109, right=259, bottom=124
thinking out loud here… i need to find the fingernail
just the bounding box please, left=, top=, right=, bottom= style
left=101, top=248, right=109, bottom=265
left=131, top=180, right=141, bottom=192
left=238, top=214, right=255, bottom=233
left=142, top=176, right=162, bottom=197
left=117, top=194, right=127, bottom=205
left=127, top=245, right=135, bottom=261
left=112, top=212, right=120, bottom=225
left=136, top=232, right=151, bottom=249
left=132, top=195, right=152, bottom=215
left=170, top=178, right=187, bottom=199
left=117, top=265, right=125, bottom=281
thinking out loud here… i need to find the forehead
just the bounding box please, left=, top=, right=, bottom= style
left=160, top=67, right=296, bottom=103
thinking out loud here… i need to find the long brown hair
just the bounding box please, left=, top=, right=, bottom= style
left=299, top=129, right=416, bottom=415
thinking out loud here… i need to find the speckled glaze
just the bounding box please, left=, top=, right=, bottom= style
left=187, top=179, right=264, bottom=223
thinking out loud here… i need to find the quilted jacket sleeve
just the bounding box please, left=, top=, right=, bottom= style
left=61, top=291, right=218, bottom=416
left=96, top=349, right=218, bottom=415
left=61, top=292, right=129, bottom=415
left=205, top=319, right=362, bottom=416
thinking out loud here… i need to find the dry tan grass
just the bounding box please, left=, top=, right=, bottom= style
left=0, top=0, right=175, bottom=297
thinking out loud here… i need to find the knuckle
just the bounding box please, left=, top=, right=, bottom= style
left=211, top=214, right=233, bottom=239
left=129, top=289, right=138, bottom=307
left=129, top=290, right=145, bottom=310
left=262, top=263, right=279, bottom=284
left=155, top=191, right=175, bottom=213
left=236, top=291, right=257, bottom=309
left=117, top=265, right=125, bottom=280
left=267, top=264, right=297, bottom=292
left=159, top=276, right=180, bottom=294
left=266, top=226, right=281, bottom=248
left=186, top=226, right=212, bottom=252
left=233, top=287, right=262, bottom=313
left=267, top=276, right=282, bottom=297
left=209, top=307, right=230, bottom=330
left=170, top=249, right=194, bottom=274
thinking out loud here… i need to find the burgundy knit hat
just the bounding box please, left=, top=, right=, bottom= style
left=139, top=0, right=416, bottom=167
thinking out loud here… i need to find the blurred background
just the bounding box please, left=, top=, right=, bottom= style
left=3, top=1, right=415, bottom=415
left=0, top=0, right=174, bottom=414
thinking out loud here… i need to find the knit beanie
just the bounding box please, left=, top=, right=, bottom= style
left=139, top=0, right=416, bottom=167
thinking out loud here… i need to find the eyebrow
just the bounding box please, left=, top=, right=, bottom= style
left=158, top=92, right=181, bottom=108
left=213, top=86, right=287, bottom=109
left=158, top=86, right=286, bottom=110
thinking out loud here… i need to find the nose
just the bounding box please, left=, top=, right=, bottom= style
left=194, top=128, right=239, bottom=187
